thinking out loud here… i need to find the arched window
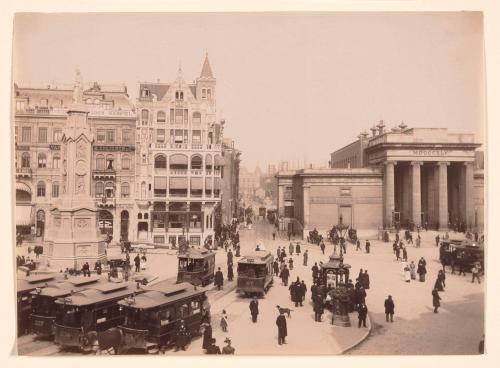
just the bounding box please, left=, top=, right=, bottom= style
left=105, top=182, right=114, bottom=198
left=190, top=155, right=202, bottom=170
left=141, top=109, right=149, bottom=125
left=144, top=213, right=149, bottom=220
left=96, top=154, right=105, bottom=170
left=37, top=181, right=46, bottom=197
left=52, top=182, right=60, bottom=198
left=95, top=182, right=104, bottom=197
left=38, top=153, right=47, bottom=168
left=157, top=111, right=166, bottom=123
left=138, top=213, right=143, bottom=220
left=21, top=152, right=30, bottom=168
left=121, top=182, right=130, bottom=198
left=192, top=112, right=201, bottom=124
left=53, top=154, right=60, bottom=169
left=154, top=154, right=167, bottom=169
left=122, top=154, right=130, bottom=170
left=169, top=154, right=188, bottom=170
left=106, top=154, right=114, bottom=170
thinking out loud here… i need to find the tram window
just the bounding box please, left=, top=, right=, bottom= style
left=190, top=300, right=200, bottom=314
left=179, top=303, right=189, bottom=318
left=160, top=308, right=173, bottom=325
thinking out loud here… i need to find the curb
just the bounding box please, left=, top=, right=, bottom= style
left=340, top=313, right=373, bottom=354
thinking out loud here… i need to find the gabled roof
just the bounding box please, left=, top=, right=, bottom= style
left=200, top=53, right=214, bottom=79
left=139, top=83, right=170, bottom=101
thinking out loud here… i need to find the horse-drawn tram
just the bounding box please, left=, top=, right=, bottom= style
left=236, top=251, right=274, bottom=297
left=17, top=273, right=58, bottom=336
left=53, top=281, right=142, bottom=352
left=117, top=281, right=210, bottom=353
left=29, top=275, right=101, bottom=338
left=177, top=248, right=215, bottom=286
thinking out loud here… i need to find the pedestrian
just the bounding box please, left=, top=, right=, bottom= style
left=134, top=253, right=141, bottom=272
left=311, top=263, right=319, bottom=283
left=404, top=265, right=411, bottom=283
left=295, top=242, right=301, bottom=254
left=214, top=267, right=224, bottom=290
left=273, top=259, right=280, bottom=277
left=289, top=242, right=294, bottom=256
left=356, top=239, right=361, bottom=251
left=363, top=270, right=370, bottom=289
left=222, top=337, right=235, bottom=355
left=416, top=235, right=421, bottom=248
left=340, top=238, right=347, bottom=254
left=273, top=232, right=276, bottom=241
left=140, top=253, right=147, bottom=271
left=357, top=303, right=368, bottom=328
left=303, top=249, right=308, bottom=266
left=175, top=320, right=189, bottom=352
left=432, top=288, right=441, bottom=313
left=280, top=265, right=290, bottom=286
left=365, top=240, right=370, bottom=254
left=435, top=234, right=440, bottom=247
left=227, top=263, right=234, bottom=282
left=438, top=269, right=446, bottom=288
left=202, top=323, right=212, bottom=350
left=395, top=245, right=401, bottom=261
left=249, top=297, right=259, bottom=322
left=288, top=257, right=294, bottom=270
left=409, top=261, right=416, bottom=280
left=320, top=241, right=325, bottom=255
left=402, top=246, right=408, bottom=262
left=276, top=311, right=288, bottom=345
left=313, top=294, right=324, bottom=322
left=384, top=295, right=395, bottom=322
left=280, top=249, right=286, bottom=262
left=311, top=282, right=318, bottom=301
left=227, top=249, right=233, bottom=265
left=472, top=263, right=481, bottom=284
left=299, top=280, right=307, bottom=306
left=417, top=261, right=427, bottom=282
left=358, top=269, right=364, bottom=285
left=206, top=338, right=221, bottom=354
left=220, top=310, right=228, bottom=332
left=290, top=279, right=300, bottom=307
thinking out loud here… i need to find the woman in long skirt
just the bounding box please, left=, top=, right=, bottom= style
left=404, top=266, right=411, bottom=283
left=409, top=261, right=416, bottom=280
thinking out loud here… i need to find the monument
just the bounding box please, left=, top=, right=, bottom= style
left=42, top=70, right=106, bottom=270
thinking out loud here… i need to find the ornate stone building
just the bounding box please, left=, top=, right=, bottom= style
left=277, top=123, right=484, bottom=237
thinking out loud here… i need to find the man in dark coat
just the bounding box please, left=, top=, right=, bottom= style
left=227, top=263, right=234, bottom=282
left=280, top=265, right=290, bottom=286
left=311, top=263, right=319, bottom=283
left=310, top=282, right=318, bottom=301
left=384, top=295, right=395, bottom=322
left=355, top=286, right=367, bottom=307
left=134, top=254, right=141, bottom=272
left=432, top=288, right=441, bottom=313
left=320, top=242, right=325, bottom=255
left=365, top=240, right=371, bottom=253
left=363, top=270, right=370, bottom=290
left=273, top=260, right=280, bottom=276
left=303, top=250, right=308, bottom=266
left=202, top=323, right=212, bottom=350
left=298, top=280, right=307, bottom=306
left=313, top=294, right=324, bottom=322
left=206, top=338, right=221, bottom=354
left=357, top=303, right=368, bottom=328
left=276, top=312, right=287, bottom=345
left=249, top=297, right=259, bottom=322
left=435, top=234, right=440, bottom=247
left=214, top=267, right=224, bottom=290
left=175, top=320, right=190, bottom=351
left=395, top=246, right=401, bottom=261
left=356, top=239, right=361, bottom=251
left=227, top=249, right=233, bottom=265
left=276, top=246, right=281, bottom=259
left=295, top=242, right=301, bottom=254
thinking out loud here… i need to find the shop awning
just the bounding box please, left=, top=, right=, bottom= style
left=214, top=155, right=224, bottom=166
left=16, top=182, right=31, bottom=194
left=170, top=154, right=188, bottom=166
left=170, top=177, right=188, bottom=189
left=16, top=205, right=33, bottom=226
left=154, top=177, right=167, bottom=189
left=190, top=177, right=203, bottom=190
left=205, top=178, right=213, bottom=190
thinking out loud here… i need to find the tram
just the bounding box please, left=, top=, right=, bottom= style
left=236, top=251, right=274, bottom=297
left=177, top=248, right=215, bottom=286
left=29, top=275, right=101, bottom=338
left=117, top=281, right=210, bottom=353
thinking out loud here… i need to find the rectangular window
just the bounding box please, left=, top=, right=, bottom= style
left=122, top=130, right=131, bottom=144
left=192, top=130, right=201, bottom=144
left=106, top=130, right=115, bottom=143
left=38, top=128, right=48, bottom=143
left=189, top=236, right=201, bottom=246
left=97, top=130, right=106, bottom=143
left=175, top=109, right=184, bottom=124
left=16, top=100, right=25, bottom=111
left=174, top=129, right=184, bottom=143
left=52, top=183, right=60, bottom=198
left=22, top=127, right=31, bottom=143
left=122, top=156, right=130, bottom=170
left=157, top=129, right=165, bottom=143
left=202, top=89, right=207, bottom=100
left=170, top=109, right=175, bottom=122
left=37, top=185, right=46, bottom=197
left=53, top=128, right=63, bottom=142
left=154, top=177, right=167, bottom=197
left=207, top=89, right=212, bottom=99
left=153, top=235, right=165, bottom=244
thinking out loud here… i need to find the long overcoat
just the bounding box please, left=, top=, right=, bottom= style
left=276, top=314, right=287, bottom=338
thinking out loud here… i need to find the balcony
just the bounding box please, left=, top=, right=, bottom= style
left=92, top=169, right=116, bottom=180
left=16, top=167, right=32, bottom=178
left=170, top=169, right=188, bottom=175
left=150, top=143, right=223, bottom=151
left=95, top=197, right=116, bottom=209
left=190, top=169, right=203, bottom=176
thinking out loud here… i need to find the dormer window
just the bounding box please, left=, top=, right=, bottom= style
left=175, top=90, right=184, bottom=101
left=142, top=88, right=150, bottom=98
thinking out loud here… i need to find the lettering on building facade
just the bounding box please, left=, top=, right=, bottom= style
left=412, top=149, right=450, bottom=156
left=93, top=145, right=135, bottom=152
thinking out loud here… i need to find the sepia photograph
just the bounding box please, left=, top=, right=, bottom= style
left=7, top=7, right=492, bottom=360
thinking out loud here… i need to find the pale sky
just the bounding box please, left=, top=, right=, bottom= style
left=12, top=12, right=485, bottom=170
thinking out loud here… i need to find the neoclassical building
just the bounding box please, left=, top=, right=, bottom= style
left=133, top=55, right=224, bottom=247
left=277, top=122, right=484, bottom=237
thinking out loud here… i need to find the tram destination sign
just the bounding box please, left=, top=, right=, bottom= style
left=412, top=149, right=450, bottom=156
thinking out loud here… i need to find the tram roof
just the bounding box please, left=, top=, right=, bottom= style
left=177, top=248, right=214, bottom=260
left=118, top=286, right=203, bottom=310
left=238, top=251, right=273, bottom=265
left=54, top=281, right=140, bottom=306
left=30, top=276, right=101, bottom=298
left=17, top=274, right=58, bottom=293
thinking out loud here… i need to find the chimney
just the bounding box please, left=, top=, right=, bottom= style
left=370, top=126, right=377, bottom=137
left=399, top=121, right=408, bottom=130
left=377, top=119, right=385, bottom=135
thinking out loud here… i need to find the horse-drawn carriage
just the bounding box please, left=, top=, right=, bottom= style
left=347, top=228, right=358, bottom=244
left=236, top=251, right=274, bottom=297
left=440, top=239, right=484, bottom=274
left=307, top=229, right=323, bottom=245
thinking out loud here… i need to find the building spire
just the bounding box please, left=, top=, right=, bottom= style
left=200, top=52, right=214, bottom=78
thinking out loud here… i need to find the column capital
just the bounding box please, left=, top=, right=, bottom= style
left=437, top=161, right=450, bottom=166
left=411, top=161, right=423, bottom=166
left=464, top=161, right=475, bottom=167
left=384, top=160, right=397, bottom=166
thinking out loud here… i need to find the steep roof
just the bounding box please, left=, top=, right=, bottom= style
left=200, top=53, right=214, bottom=79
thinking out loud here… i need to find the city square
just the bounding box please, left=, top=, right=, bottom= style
left=9, top=11, right=489, bottom=359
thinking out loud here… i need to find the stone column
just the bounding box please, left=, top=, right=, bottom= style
left=303, top=185, right=310, bottom=238
left=411, top=162, right=422, bottom=227
left=438, top=162, right=449, bottom=230
left=384, top=161, right=396, bottom=228
left=464, top=161, right=474, bottom=230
